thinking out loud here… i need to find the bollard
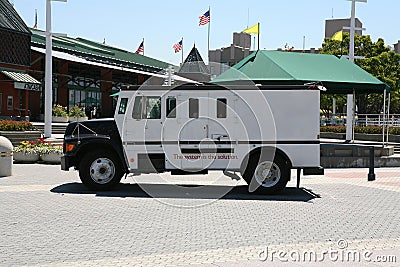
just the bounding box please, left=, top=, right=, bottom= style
left=0, top=136, right=13, bottom=177
left=368, top=146, right=376, bottom=181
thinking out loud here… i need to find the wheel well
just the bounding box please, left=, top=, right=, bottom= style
left=240, top=146, right=292, bottom=173
left=76, top=142, right=126, bottom=172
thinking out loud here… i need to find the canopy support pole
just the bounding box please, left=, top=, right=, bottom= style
left=346, top=94, right=354, bottom=142
left=382, top=89, right=386, bottom=147
left=352, top=89, right=356, bottom=141
left=387, top=92, right=391, bottom=145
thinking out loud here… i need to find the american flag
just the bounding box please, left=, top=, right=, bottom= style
left=135, top=40, right=144, bottom=54
left=173, top=39, right=183, bottom=53
left=199, top=10, right=210, bottom=26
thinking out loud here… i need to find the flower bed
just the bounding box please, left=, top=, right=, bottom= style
left=0, top=120, right=34, bottom=131
left=52, top=105, right=68, bottom=122
left=68, top=106, right=88, bottom=122
left=13, top=139, right=63, bottom=164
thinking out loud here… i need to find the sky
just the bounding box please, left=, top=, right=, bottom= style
left=9, top=0, right=400, bottom=66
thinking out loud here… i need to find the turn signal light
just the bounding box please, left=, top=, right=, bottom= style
left=66, top=144, right=75, bottom=152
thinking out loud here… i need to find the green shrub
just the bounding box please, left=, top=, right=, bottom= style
left=0, top=120, right=35, bottom=131
left=355, top=126, right=382, bottom=134
left=320, top=126, right=346, bottom=133
left=321, top=126, right=400, bottom=135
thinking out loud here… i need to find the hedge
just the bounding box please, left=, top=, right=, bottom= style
left=321, top=126, right=400, bottom=135
left=0, top=120, right=35, bottom=131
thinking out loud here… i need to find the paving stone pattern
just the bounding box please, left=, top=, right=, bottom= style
left=0, top=165, right=399, bottom=266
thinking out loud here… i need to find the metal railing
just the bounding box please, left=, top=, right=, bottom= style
left=321, top=113, right=400, bottom=127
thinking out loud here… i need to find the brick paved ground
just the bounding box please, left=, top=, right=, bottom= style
left=0, top=164, right=399, bottom=266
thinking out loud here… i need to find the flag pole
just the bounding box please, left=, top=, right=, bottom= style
left=257, top=22, right=260, bottom=50
left=181, top=37, right=184, bottom=65
left=207, top=6, right=211, bottom=65
left=34, top=9, right=38, bottom=29
left=142, top=38, right=145, bottom=56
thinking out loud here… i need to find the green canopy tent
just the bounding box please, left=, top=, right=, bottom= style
left=212, top=50, right=389, bottom=94
left=212, top=50, right=390, bottom=144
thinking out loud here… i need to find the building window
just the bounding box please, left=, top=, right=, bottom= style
left=7, top=96, right=13, bottom=111
left=189, top=98, right=199, bottom=118
left=166, top=97, right=176, bottom=118
left=217, top=98, right=227, bottom=118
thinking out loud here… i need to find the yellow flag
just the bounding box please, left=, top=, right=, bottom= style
left=332, top=30, right=343, bottom=42
left=243, top=23, right=259, bottom=34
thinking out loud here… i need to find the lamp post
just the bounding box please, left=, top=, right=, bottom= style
left=344, top=0, right=367, bottom=142
left=44, top=0, right=67, bottom=138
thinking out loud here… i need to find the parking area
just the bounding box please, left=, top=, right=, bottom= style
left=0, top=165, right=399, bottom=266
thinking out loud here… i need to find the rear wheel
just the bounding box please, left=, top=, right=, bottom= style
left=79, top=150, right=123, bottom=190
left=241, top=152, right=290, bottom=194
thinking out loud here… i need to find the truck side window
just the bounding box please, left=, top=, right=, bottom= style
left=132, top=96, right=143, bottom=119
left=146, top=97, right=161, bottom=119
left=118, top=98, right=128, bottom=114
left=166, top=97, right=176, bottom=118
left=189, top=98, right=199, bottom=118
left=217, top=98, right=227, bottom=118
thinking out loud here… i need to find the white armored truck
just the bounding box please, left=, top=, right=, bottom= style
left=61, top=84, right=323, bottom=194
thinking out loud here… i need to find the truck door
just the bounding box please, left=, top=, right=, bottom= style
left=163, top=92, right=209, bottom=171
left=206, top=91, right=240, bottom=170
left=123, top=92, right=163, bottom=169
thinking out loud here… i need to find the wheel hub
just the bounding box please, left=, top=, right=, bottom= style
left=254, top=161, right=281, bottom=188
left=89, top=158, right=115, bottom=184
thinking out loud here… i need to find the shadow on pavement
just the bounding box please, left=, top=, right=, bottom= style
left=51, top=183, right=320, bottom=202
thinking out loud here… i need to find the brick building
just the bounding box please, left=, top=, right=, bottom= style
left=0, top=0, right=188, bottom=120
left=0, top=0, right=40, bottom=118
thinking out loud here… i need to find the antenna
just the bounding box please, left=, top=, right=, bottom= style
left=332, top=8, right=334, bottom=18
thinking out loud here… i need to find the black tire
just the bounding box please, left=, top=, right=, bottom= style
left=241, top=152, right=290, bottom=194
left=79, top=149, right=123, bottom=191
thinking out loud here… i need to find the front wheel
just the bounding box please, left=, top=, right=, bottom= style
left=79, top=150, right=123, bottom=190
left=241, top=153, right=290, bottom=194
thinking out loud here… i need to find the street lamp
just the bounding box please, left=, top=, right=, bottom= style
left=344, top=0, right=367, bottom=142
left=44, top=0, right=67, bottom=138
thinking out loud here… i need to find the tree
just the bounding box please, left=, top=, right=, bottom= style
left=320, top=34, right=400, bottom=114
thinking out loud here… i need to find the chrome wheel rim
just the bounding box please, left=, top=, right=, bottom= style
left=254, top=161, right=281, bottom=188
left=89, top=158, right=115, bottom=184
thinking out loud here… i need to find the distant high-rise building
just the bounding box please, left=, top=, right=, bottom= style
left=325, top=18, right=363, bottom=39
left=393, top=41, right=400, bottom=54
left=209, top=32, right=253, bottom=78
